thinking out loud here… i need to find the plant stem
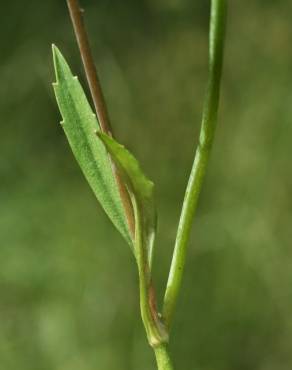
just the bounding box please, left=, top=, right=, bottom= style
left=154, top=345, right=174, bottom=370
left=162, top=0, right=227, bottom=328
left=66, top=0, right=111, bottom=134
left=66, top=0, right=135, bottom=237
left=65, top=4, right=174, bottom=368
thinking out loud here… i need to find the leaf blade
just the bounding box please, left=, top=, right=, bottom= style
left=52, top=45, right=132, bottom=246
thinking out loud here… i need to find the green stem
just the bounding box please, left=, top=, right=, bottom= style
left=154, top=345, right=174, bottom=370
left=162, top=0, right=227, bottom=328
left=130, top=187, right=173, bottom=367
left=132, top=197, right=168, bottom=347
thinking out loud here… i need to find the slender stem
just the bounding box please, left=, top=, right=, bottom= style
left=154, top=345, right=174, bottom=370
left=66, top=0, right=135, bottom=237
left=162, top=0, right=227, bottom=328
left=66, top=0, right=111, bottom=134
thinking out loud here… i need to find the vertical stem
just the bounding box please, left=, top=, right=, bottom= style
left=66, top=0, right=135, bottom=237
left=66, top=0, right=112, bottom=134
left=65, top=4, right=174, bottom=368
left=162, top=0, right=227, bottom=328
left=154, top=345, right=174, bottom=370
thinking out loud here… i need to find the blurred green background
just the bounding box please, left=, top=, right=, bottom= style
left=1, top=1, right=292, bottom=369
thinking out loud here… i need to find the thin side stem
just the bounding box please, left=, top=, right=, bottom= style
left=162, top=0, right=227, bottom=328
left=66, top=0, right=135, bottom=237
left=66, top=0, right=112, bottom=134
left=154, top=345, right=174, bottom=370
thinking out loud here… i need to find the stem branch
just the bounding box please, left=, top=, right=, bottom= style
left=66, top=0, right=111, bottom=134
left=66, top=0, right=135, bottom=237
left=162, top=0, right=227, bottom=328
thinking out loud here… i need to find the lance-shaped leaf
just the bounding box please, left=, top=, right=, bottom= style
left=97, top=132, right=156, bottom=267
left=52, top=45, right=132, bottom=246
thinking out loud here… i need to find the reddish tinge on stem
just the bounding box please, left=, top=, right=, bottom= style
left=66, top=0, right=135, bottom=238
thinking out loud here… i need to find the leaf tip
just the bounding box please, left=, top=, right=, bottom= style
left=52, top=44, right=70, bottom=84
left=52, top=44, right=60, bottom=81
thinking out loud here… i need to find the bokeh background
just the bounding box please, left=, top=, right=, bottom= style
left=1, top=1, right=292, bottom=369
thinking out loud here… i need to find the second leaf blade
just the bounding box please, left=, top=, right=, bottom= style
left=97, top=132, right=156, bottom=267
